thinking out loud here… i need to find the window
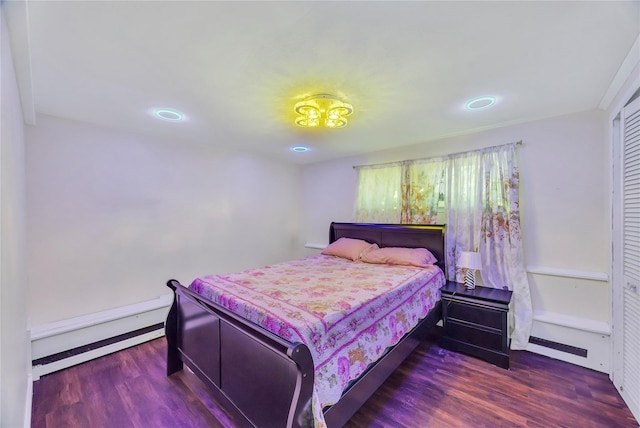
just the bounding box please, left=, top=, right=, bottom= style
left=355, top=164, right=402, bottom=223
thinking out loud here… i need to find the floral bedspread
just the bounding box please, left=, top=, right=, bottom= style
left=189, top=254, right=445, bottom=427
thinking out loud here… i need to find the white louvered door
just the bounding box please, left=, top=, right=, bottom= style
left=615, top=95, right=640, bottom=422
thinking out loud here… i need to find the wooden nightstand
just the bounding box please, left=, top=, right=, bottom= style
left=440, top=281, right=513, bottom=369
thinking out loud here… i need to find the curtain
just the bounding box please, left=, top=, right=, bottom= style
left=355, top=163, right=403, bottom=223
left=444, top=152, right=484, bottom=281
left=401, top=159, right=446, bottom=224
left=482, top=146, right=531, bottom=349
left=445, top=144, right=531, bottom=350
left=354, top=143, right=532, bottom=349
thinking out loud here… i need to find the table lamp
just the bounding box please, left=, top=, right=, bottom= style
left=457, top=251, right=482, bottom=289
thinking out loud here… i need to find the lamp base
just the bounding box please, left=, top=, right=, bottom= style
left=464, top=269, right=476, bottom=289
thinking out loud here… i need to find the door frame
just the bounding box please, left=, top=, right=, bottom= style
left=610, top=89, right=640, bottom=422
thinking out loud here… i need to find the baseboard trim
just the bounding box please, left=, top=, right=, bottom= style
left=526, top=311, right=610, bottom=373
left=533, top=310, right=610, bottom=335
left=32, top=328, right=165, bottom=379
left=525, top=342, right=606, bottom=372
left=30, top=294, right=172, bottom=341
left=32, top=322, right=164, bottom=366
left=30, top=294, right=173, bottom=380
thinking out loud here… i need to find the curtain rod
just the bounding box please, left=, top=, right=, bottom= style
left=352, top=140, right=523, bottom=170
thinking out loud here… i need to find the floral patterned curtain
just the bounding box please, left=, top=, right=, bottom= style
left=445, top=143, right=531, bottom=350
left=401, top=159, right=446, bottom=224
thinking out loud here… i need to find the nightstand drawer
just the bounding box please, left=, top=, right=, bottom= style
left=444, top=300, right=503, bottom=330
left=444, top=320, right=504, bottom=351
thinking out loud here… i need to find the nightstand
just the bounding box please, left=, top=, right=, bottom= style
left=440, top=281, right=513, bottom=369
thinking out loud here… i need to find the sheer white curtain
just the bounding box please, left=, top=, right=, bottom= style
left=355, top=163, right=403, bottom=223
left=445, top=144, right=531, bottom=349
left=444, top=152, right=483, bottom=281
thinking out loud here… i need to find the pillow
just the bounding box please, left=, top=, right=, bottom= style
left=361, top=246, right=437, bottom=268
left=321, top=238, right=376, bottom=261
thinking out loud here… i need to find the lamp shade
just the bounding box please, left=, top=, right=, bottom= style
left=457, top=251, right=482, bottom=270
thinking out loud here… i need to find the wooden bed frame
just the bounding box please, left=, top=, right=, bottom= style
left=165, top=222, right=446, bottom=427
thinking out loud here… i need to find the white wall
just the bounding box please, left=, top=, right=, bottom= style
left=300, top=109, right=611, bottom=370
left=1, top=6, right=29, bottom=427
left=26, top=115, right=302, bottom=325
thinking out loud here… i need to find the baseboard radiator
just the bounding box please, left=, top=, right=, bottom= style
left=31, top=294, right=172, bottom=379
left=526, top=310, right=610, bottom=373
left=528, top=336, right=588, bottom=358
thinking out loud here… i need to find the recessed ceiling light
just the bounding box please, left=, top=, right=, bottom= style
left=154, top=108, right=184, bottom=121
left=290, top=146, right=310, bottom=153
left=465, top=96, right=496, bottom=110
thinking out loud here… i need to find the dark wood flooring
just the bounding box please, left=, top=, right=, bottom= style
left=32, top=331, right=638, bottom=428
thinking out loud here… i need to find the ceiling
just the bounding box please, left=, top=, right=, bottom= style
left=5, top=1, right=640, bottom=164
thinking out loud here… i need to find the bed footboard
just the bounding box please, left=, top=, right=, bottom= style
left=165, top=280, right=315, bottom=428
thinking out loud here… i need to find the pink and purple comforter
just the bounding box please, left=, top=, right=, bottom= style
left=189, top=254, right=445, bottom=427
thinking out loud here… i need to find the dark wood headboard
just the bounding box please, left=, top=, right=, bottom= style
left=329, top=222, right=446, bottom=273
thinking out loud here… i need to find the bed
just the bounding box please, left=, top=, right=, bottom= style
left=165, top=222, right=446, bottom=427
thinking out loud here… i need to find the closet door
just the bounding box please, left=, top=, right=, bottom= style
left=615, top=95, right=640, bottom=421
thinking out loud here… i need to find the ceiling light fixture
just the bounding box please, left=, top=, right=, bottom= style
left=290, top=146, right=310, bottom=153
left=294, top=94, right=353, bottom=129
left=465, top=96, right=496, bottom=110
left=154, top=108, right=184, bottom=121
